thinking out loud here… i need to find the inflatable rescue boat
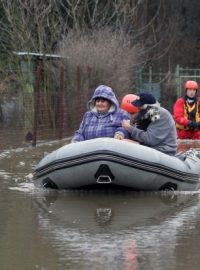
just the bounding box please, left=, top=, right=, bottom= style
left=33, top=138, right=200, bottom=191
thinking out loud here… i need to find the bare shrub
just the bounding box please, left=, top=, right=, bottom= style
left=58, top=28, right=139, bottom=98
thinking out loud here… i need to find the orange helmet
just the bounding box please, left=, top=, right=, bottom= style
left=184, top=80, right=198, bottom=91
left=121, top=94, right=139, bottom=113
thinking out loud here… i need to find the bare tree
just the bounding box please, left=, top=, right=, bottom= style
left=0, top=0, right=176, bottom=68
left=0, top=0, right=180, bottom=136
left=57, top=0, right=176, bottom=95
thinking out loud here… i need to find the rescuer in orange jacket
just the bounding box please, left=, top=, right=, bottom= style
left=173, top=80, right=200, bottom=139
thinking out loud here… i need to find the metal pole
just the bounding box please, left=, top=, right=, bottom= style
left=87, top=66, right=92, bottom=95
left=32, top=64, right=41, bottom=146
left=59, top=64, right=65, bottom=140
left=76, top=65, right=83, bottom=116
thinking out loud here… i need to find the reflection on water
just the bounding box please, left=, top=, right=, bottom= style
left=177, top=139, right=200, bottom=153
left=31, top=191, right=200, bottom=270
left=1, top=139, right=200, bottom=269
left=0, top=129, right=27, bottom=150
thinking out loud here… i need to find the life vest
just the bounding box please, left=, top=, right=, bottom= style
left=176, top=100, right=200, bottom=130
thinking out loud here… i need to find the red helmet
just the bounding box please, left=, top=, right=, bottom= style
left=121, top=94, right=139, bottom=113
left=184, top=80, right=198, bottom=91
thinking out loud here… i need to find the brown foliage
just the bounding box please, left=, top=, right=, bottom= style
left=59, top=29, right=138, bottom=97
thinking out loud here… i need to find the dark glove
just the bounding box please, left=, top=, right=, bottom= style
left=188, top=121, right=200, bottom=129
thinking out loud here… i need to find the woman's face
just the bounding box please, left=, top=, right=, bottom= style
left=95, top=97, right=111, bottom=113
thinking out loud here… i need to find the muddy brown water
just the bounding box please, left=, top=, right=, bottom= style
left=0, top=137, right=200, bottom=270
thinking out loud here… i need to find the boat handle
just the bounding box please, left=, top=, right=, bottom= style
left=96, top=175, right=112, bottom=184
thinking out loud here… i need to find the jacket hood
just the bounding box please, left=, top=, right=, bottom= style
left=87, top=85, right=119, bottom=112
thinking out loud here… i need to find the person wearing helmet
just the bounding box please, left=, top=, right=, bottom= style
left=121, top=94, right=151, bottom=131
left=71, top=85, right=130, bottom=142
left=173, top=80, right=200, bottom=139
left=120, top=94, right=139, bottom=124
left=121, top=94, right=139, bottom=114
left=122, top=92, right=177, bottom=156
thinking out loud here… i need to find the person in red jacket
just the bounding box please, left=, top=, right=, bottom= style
left=173, top=80, right=200, bottom=139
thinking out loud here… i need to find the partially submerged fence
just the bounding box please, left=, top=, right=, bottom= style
left=0, top=64, right=95, bottom=148
left=135, top=65, right=200, bottom=111
left=175, top=65, right=200, bottom=97
left=1, top=64, right=200, bottom=148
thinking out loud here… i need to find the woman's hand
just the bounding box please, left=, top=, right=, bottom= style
left=114, top=133, right=124, bottom=140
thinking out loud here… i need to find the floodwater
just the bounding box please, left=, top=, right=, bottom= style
left=1, top=138, right=200, bottom=270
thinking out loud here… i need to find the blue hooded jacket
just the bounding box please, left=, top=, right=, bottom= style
left=72, top=85, right=130, bottom=142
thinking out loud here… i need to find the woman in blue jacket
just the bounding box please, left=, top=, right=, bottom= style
left=72, top=85, right=130, bottom=142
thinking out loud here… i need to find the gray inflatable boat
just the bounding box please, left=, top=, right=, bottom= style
left=33, top=138, right=200, bottom=191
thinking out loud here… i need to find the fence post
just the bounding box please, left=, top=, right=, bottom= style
left=149, top=66, right=152, bottom=91
left=32, top=65, right=41, bottom=146
left=59, top=64, right=65, bottom=140
left=175, top=65, right=181, bottom=98
left=135, top=65, right=142, bottom=93
left=87, top=66, right=92, bottom=95
left=76, top=65, right=83, bottom=116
